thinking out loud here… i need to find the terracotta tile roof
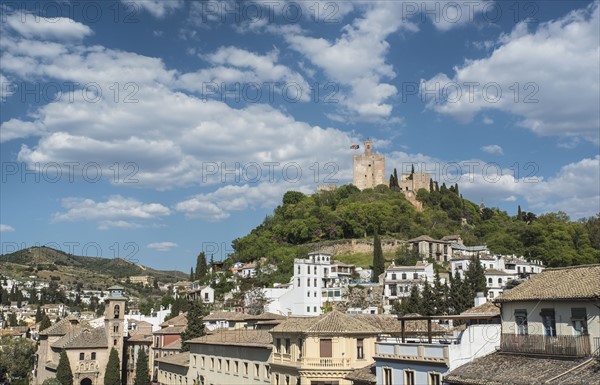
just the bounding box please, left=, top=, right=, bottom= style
left=127, top=331, right=153, bottom=343
left=156, top=352, right=190, bottom=368
left=162, top=339, right=182, bottom=350
left=159, top=312, right=187, bottom=328
left=154, top=325, right=186, bottom=335
left=485, top=268, right=513, bottom=276
left=271, top=310, right=380, bottom=334
left=444, top=352, right=600, bottom=385
left=202, top=311, right=248, bottom=322
left=39, top=315, right=88, bottom=336
left=345, top=363, right=376, bottom=384
left=495, top=264, right=600, bottom=303
left=408, top=235, right=437, bottom=242
left=63, top=327, right=108, bottom=349
left=243, top=312, right=287, bottom=321
left=460, top=302, right=500, bottom=317
left=187, top=329, right=273, bottom=348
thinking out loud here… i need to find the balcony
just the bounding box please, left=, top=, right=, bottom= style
left=271, top=354, right=350, bottom=368
left=500, top=334, right=591, bottom=357
left=375, top=342, right=448, bottom=364
left=302, top=357, right=350, bottom=368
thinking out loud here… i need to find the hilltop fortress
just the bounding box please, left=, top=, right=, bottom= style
left=352, top=139, right=430, bottom=209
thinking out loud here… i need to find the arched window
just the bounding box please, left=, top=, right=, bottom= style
left=401, top=273, right=407, bottom=280
left=488, top=278, right=493, bottom=284
left=114, top=304, right=120, bottom=319
left=498, top=278, right=503, bottom=284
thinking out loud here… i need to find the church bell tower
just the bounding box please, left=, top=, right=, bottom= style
left=105, top=285, right=127, bottom=364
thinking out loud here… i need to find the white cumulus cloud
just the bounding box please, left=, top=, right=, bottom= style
left=147, top=242, right=178, bottom=252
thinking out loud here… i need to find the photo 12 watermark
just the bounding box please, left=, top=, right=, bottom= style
left=1, top=162, right=139, bottom=184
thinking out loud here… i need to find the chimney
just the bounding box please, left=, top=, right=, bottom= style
left=474, top=292, right=486, bottom=307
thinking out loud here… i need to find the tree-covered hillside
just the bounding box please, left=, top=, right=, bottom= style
left=230, top=183, right=599, bottom=285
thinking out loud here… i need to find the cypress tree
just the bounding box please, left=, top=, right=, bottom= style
left=189, top=267, right=195, bottom=282
left=195, top=252, right=208, bottom=282
left=39, top=313, right=52, bottom=332
left=56, top=349, right=73, bottom=385
left=420, top=278, right=435, bottom=316
left=465, top=256, right=488, bottom=297
left=371, top=229, right=385, bottom=283
left=104, top=348, right=120, bottom=385
left=432, top=271, right=448, bottom=315
left=180, top=300, right=208, bottom=352
left=133, top=349, right=151, bottom=385
left=429, top=178, right=434, bottom=192
left=35, top=305, right=42, bottom=323
left=406, top=284, right=422, bottom=315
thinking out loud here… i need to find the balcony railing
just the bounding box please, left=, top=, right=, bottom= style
left=302, top=357, right=349, bottom=368
left=500, top=334, right=591, bottom=357
left=271, top=354, right=350, bottom=368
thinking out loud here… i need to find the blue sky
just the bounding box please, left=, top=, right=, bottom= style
left=1, top=0, right=599, bottom=271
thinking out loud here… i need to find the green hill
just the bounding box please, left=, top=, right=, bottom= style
left=229, top=184, right=600, bottom=285
left=0, top=246, right=187, bottom=288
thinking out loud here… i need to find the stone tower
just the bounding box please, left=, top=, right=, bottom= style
left=352, top=139, right=385, bottom=190
left=105, top=285, right=127, bottom=364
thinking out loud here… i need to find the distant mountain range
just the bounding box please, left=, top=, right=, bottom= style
left=0, top=246, right=187, bottom=287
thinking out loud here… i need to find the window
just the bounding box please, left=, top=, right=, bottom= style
left=391, top=273, right=397, bottom=280
left=234, top=361, right=239, bottom=373
left=571, top=308, right=588, bottom=336
left=489, top=292, right=494, bottom=298
left=405, top=370, right=416, bottom=385
left=390, top=285, right=397, bottom=296
left=265, top=365, right=270, bottom=379
left=541, top=309, right=556, bottom=337
left=383, top=368, right=392, bottom=385
left=226, top=360, right=230, bottom=371
left=498, top=278, right=503, bottom=284
left=80, top=352, right=85, bottom=360
left=307, top=278, right=310, bottom=287
left=218, top=359, right=222, bottom=371
left=515, top=309, right=528, bottom=335
left=307, top=291, right=311, bottom=297
left=244, top=362, right=248, bottom=376
left=357, top=338, right=364, bottom=359
left=314, top=306, right=317, bottom=312
left=201, top=356, right=205, bottom=367
left=254, top=363, right=259, bottom=377
left=413, top=273, right=418, bottom=279
left=298, top=266, right=301, bottom=274
left=210, top=358, right=214, bottom=369
left=314, top=291, right=317, bottom=297
left=298, top=338, right=304, bottom=359
left=276, top=338, right=281, bottom=352
left=113, top=304, right=120, bottom=319
left=314, top=278, right=317, bottom=287
left=297, top=278, right=300, bottom=287
left=91, top=352, right=96, bottom=360
left=285, top=339, right=291, bottom=354
left=320, top=339, right=332, bottom=358
left=275, top=374, right=279, bottom=385
left=285, top=375, right=290, bottom=385
left=488, top=277, right=493, bottom=284
left=429, top=372, right=441, bottom=385
left=114, top=325, right=118, bottom=333
left=307, top=306, right=310, bottom=313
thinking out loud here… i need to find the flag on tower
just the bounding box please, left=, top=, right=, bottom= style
left=350, top=144, right=360, bottom=150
